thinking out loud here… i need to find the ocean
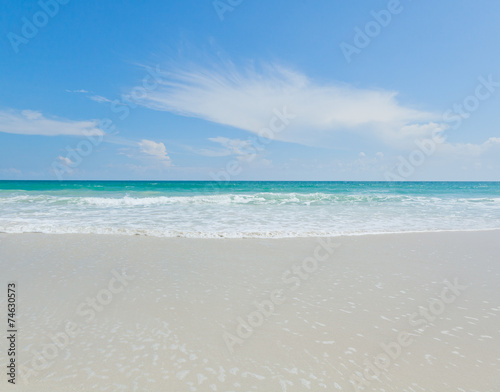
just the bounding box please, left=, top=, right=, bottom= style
left=0, top=181, right=499, bottom=238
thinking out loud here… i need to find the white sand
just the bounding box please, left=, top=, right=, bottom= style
left=1, top=231, right=499, bottom=391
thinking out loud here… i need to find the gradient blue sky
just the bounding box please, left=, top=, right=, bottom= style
left=1, top=0, right=499, bottom=180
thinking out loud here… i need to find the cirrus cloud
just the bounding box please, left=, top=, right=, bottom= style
left=0, top=109, right=103, bottom=137
left=135, top=62, right=440, bottom=147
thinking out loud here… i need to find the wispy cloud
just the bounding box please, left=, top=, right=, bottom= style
left=438, top=137, right=500, bottom=157
left=65, top=89, right=118, bottom=106
left=0, top=168, right=22, bottom=175
left=201, top=136, right=257, bottom=160
left=65, top=89, right=89, bottom=93
left=135, top=62, right=438, bottom=147
left=0, top=109, right=103, bottom=137
left=89, top=95, right=112, bottom=104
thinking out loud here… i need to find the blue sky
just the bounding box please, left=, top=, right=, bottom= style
left=1, top=0, right=499, bottom=180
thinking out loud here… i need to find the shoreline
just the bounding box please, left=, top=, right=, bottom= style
left=2, top=227, right=500, bottom=240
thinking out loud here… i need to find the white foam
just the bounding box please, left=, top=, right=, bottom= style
left=1, top=191, right=500, bottom=238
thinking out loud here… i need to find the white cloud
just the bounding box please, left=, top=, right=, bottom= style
left=90, top=95, right=112, bottom=104
left=66, top=89, right=89, bottom=93
left=438, top=137, right=500, bottom=157
left=57, top=156, right=74, bottom=167
left=136, top=62, right=438, bottom=147
left=21, top=110, right=43, bottom=120
left=207, top=136, right=256, bottom=159
left=0, top=168, right=22, bottom=175
left=0, top=109, right=103, bottom=137
left=391, top=122, right=449, bottom=147
left=138, top=139, right=172, bottom=166
left=194, top=148, right=232, bottom=158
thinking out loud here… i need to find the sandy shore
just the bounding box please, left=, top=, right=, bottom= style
left=1, top=231, right=499, bottom=391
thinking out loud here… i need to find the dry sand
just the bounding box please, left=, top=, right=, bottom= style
left=1, top=231, right=499, bottom=391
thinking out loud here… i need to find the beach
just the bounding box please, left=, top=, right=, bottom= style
left=3, top=0, right=500, bottom=390
left=2, top=230, right=499, bottom=391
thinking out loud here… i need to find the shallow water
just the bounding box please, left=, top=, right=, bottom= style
left=1, top=181, right=499, bottom=237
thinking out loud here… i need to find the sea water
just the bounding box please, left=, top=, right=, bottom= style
left=0, top=181, right=499, bottom=238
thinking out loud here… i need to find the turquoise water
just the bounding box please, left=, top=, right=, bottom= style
left=0, top=181, right=499, bottom=237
